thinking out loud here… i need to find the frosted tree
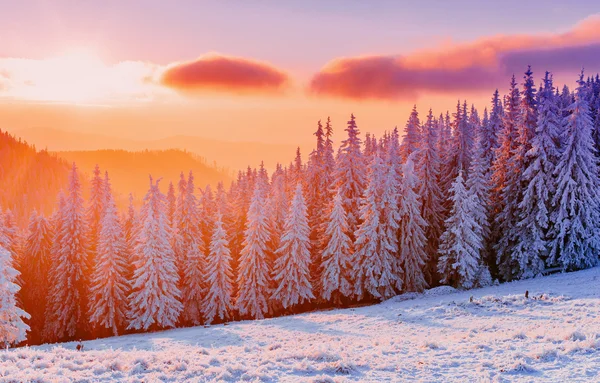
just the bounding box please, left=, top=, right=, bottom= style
left=398, top=156, right=428, bottom=293
left=123, top=193, right=137, bottom=281
left=128, top=176, right=182, bottom=330
left=400, top=105, right=421, bottom=163
left=549, top=74, right=600, bottom=271
left=203, top=212, right=234, bottom=324
left=438, top=170, right=481, bottom=289
left=271, top=184, right=314, bottom=310
left=87, top=164, right=105, bottom=265
left=417, top=109, right=444, bottom=284
left=237, top=185, right=272, bottom=319
left=353, top=152, right=399, bottom=300
left=89, top=172, right=129, bottom=335
left=0, top=247, right=30, bottom=346
left=334, top=114, right=367, bottom=237
left=20, top=211, right=52, bottom=343
left=320, top=190, right=352, bottom=303
left=179, top=172, right=206, bottom=325
left=513, top=72, right=560, bottom=278
left=45, top=163, right=90, bottom=341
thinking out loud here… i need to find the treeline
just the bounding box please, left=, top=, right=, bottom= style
left=1, top=67, right=600, bottom=346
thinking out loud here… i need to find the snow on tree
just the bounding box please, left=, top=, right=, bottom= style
left=128, top=176, right=182, bottom=331
left=417, top=109, right=444, bottom=284
left=400, top=105, right=421, bottom=163
left=549, top=74, right=600, bottom=271
left=123, top=193, right=137, bottom=280
left=89, top=172, right=129, bottom=336
left=271, top=184, right=314, bottom=309
left=0, top=247, right=30, bottom=346
left=334, top=114, right=367, bottom=238
left=203, top=211, right=234, bottom=324
left=319, top=190, right=352, bottom=303
left=87, top=164, right=105, bottom=264
left=237, top=184, right=273, bottom=319
left=513, top=72, right=560, bottom=278
left=398, top=155, right=428, bottom=293
left=438, top=170, right=482, bottom=289
left=19, top=211, right=52, bottom=343
left=353, top=152, right=400, bottom=300
left=45, top=163, right=90, bottom=341
left=179, top=171, right=206, bottom=325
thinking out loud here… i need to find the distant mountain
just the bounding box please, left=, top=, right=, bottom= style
left=13, top=127, right=297, bottom=172
left=56, top=149, right=232, bottom=204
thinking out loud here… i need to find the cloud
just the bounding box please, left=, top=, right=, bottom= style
left=160, top=54, right=290, bottom=95
left=310, top=14, right=600, bottom=100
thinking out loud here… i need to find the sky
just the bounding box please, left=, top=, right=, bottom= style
left=1, top=0, right=600, bottom=153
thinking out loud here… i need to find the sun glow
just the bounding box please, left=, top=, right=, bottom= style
left=0, top=48, right=161, bottom=104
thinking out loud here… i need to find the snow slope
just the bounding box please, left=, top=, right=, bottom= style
left=2, top=267, right=599, bottom=382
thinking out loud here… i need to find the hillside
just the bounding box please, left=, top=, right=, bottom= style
left=0, top=129, right=71, bottom=225
left=13, top=127, right=298, bottom=172
left=56, top=149, right=232, bottom=203
left=5, top=268, right=599, bottom=382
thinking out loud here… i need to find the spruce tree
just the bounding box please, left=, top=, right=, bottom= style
left=203, top=212, right=234, bottom=324
left=438, top=170, right=482, bottom=289
left=320, top=190, right=352, bottom=303
left=549, top=74, right=600, bottom=271
left=237, top=184, right=272, bottom=319
left=400, top=105, right=421, bottom=163
left=89, top=173, right=129, bottom=336
left=271, top=184, right=314, bottom=310
left=0, top=247, right=30, bottom=346
left=128, top=177, right=182, bottom=330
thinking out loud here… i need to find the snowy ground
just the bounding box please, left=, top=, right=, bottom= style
left=2, top=268, right=599, bottom=383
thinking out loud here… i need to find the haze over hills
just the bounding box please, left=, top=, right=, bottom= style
left=57, top=149, right=232, bottom=204
left=11, top=127, right=298, bottom=173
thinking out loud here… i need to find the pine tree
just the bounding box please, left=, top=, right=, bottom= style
left=549, top=74, right=600, bottom=271
left=237, top=184, right=273, bottom=319
left=320, top=190, right=352, bottom=303
left=179, top=172, right=206, bottom=325
left=123, top=194, right=137, bottom=281
left=398, top=156, right=428, bottom=293
left=45, top=163, right=90, bottom=341
left=0, top=247, right=30, bottom=346
left=271, top=184, right=314, bottom=310
left=400, top=105, right=421, bottom=163
left=89, top=172, right=129, bottom=336
left=87, top=164, right=105, bottom=266
left=19, top=211, right=52, bottom=343
left=438, top=170, right=482, bottom=289
left=353, top=152, right=399, bottom=300
left=334, top=114, right=367, bottom=238
left=417, top=109, right=444, bottom=284
left=128, top=177, right=182, bottom=330
left=203, top=212, right=234, bottom=324
left=513, top=72, right=560, bottom=278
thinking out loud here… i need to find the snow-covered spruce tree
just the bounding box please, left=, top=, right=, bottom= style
left=87, top=164, right=105, bottom=266
left=492, top=75, right=521, bottom=280
left=399, top=155, right=428, bottom=293
left=0, top=209, right=18, bottom=259
left=179, top=172, right=206, bottom=325
left=549, top=74, right=600, bottom=271
left=334, top=114, right=367, bottom=238
left=45, top=163, right=90, bottom=341
left=89, top=173, right=129, bottom=336
left=0, top=247, right=30, bottom=346
left=271, top=184, right=314, bottom=310
left=19, top=211, right=52, bottom=343
left=438, top=170, right=482, bottom=289
left=417, top=109, right=444, bottom=285
left=123, top=193, right=137, bottom=282
left=320, top=190, right=353, bottom=304
left=203, top=211, right=234, bottom=324
left=128, top=176, right=182, bottom=331
left=400, top=105, right=421, bottom=163
left=512, top=72, right=560, bottom=278
left=353, top=151, right=400, bottom=300
left=237, top=184, right=273, bottom=319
